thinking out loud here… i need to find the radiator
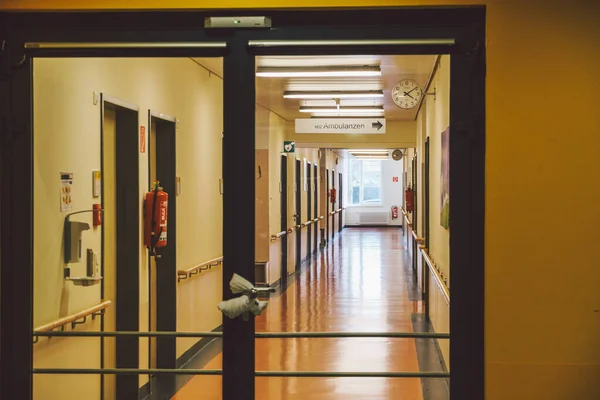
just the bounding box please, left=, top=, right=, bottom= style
left=358, top=212, right=389, bottom=225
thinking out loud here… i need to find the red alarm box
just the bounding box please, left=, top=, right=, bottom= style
left=93, top=204, right=103, bottom=226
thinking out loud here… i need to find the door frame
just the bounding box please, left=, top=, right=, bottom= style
left=280, top=153, right=288, bottom=287
left=331, top=169, right=336, bottom=240
left=295, top=158, right=302, bottom=270
left=313, top=163, right=318, bottom=254
left=338, top=171, right=343, bottom=233
left=147, top=111, right=178, bottom=394
left=0, top=7, right=486, bottom=400
left=102, top=98, right=141, bottom=399
left=326, top=168, right=330, bottom=241
left=306, top=161, right=312, bottom=258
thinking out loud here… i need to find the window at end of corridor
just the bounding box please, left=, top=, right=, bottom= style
left=350, top=159, right=382, bottom=206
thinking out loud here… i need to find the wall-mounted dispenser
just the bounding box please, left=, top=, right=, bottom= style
left=63, top=209, right=103, bottom=286
left=64, top=219, right=90, bottom=263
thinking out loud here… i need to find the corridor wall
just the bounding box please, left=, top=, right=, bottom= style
left=414, top=54, right=451, bottom=368
left=32, top=57, right=224, bottom=399
left=265, top=108, right=295, bottom=284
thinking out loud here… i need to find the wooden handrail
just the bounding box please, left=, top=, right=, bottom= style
left=421, top=249, right=450, bottom=305
left=412, top=230, right=425, bottom=244
left=33, top=300, right=111, bottom=342
left=271, top=231, right=287, bottom=241
left=272, top=217, right=321, bottom=240
left=177, top=256, right=223, bottom=282
left=402, top=208, right=412, bottom=227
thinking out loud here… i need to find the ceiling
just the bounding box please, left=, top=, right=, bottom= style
left=192, top=55, right=437, bottom=122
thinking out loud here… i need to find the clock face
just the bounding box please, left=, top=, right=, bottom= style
left=392, top=79, right=422, bottom=109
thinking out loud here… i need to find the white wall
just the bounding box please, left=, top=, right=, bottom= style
left=344, top=159, right=404, bottom=226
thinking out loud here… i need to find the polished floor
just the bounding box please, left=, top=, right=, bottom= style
left=171, top=228, right=446, bottom=400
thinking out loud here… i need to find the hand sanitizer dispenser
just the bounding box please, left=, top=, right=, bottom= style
left=64, top=220, right=90, bottom=263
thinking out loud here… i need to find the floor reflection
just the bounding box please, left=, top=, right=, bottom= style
left=171, top=228, right=447, bottom=400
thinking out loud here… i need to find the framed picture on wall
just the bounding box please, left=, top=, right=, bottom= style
left=440, top=126, right=450, bottom=230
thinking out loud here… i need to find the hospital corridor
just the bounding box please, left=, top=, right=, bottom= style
left=1, top=4, right=599, bottom=400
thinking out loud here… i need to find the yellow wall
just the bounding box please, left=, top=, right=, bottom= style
left=12, top=1, right=600, bottom=399
left=417, top=55, right=450, bottom=282
left=32, top=57, right=225, bottom=398
left=412, top=54, right=451, bottom=367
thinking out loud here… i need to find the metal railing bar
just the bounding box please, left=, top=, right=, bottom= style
left=256, top=371, right=450, bottom=378
left=25, top=42, right=227, bottom=49
left=34, top=331, right=223, bottom=338
left=33, top=331, right=449, bottom=339
left=255, top=332, right=449, bottom=339
left=32, top=368, right=449, bottom=378
left=33, top=368, right=223, bottom=375
left=248, top=39, right=456, bottom=47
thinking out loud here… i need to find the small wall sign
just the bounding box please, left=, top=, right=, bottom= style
left=60, top=172, right=73, bottom=212
left=92, top=170, right=102, bottom=197
left=283, top=141, right=295, bottom=153
left=140, top=126, right=146, bottom=153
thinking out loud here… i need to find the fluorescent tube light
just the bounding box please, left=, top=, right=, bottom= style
left=310, top=114, right=384, bottom=118
left=284, top=90, right=384, bottom=99
left=349, top=150, right=389, bottom=154
left=300, top=106, right=384, bottom=113
left=256, top=66, right=381, bottom=78
left=354, top=155, right=389, bottom=160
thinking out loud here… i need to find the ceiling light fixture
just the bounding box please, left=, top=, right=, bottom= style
left=256, top=66, right=381, bottom=78
left=310, top=114, right=384, bottom=118
left=300, top=106, right=384, bottom=114
left=353, top=155, right=389, bottom=160
left=284, top=90, right=384, bottom=99
left=349, top=150, right=389, bottom=154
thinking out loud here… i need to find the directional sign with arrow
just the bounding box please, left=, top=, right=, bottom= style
left=295, top=118, right=386, bottom=134
left=372, top=121, right=384, bottom=131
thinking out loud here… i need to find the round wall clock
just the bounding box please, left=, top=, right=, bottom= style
left=392, top=79, right=422, bottom=109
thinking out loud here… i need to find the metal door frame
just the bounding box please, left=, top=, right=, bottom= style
left=0, top=7, right=486, bottom=400
left=313, top=163, right=318, bottom=253
left=295, top=158, right=302, bottom=270
left=306, top=161, right=312, bottom=257
left=280, top=154, right=288, bottom=287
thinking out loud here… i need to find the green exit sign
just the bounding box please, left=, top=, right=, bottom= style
left=283, top=141, right=295, bottom=153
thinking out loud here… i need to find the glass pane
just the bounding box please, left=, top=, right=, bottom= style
left=253, top=53, right=450, bottom=400
left=362, top=186, right=381, bottom=203
left=351, top=187, right=361, bottom=205
left=33, top=56, right=223, bottom=400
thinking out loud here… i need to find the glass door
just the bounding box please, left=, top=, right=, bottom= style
left=1, top=9, right=485, bottom=400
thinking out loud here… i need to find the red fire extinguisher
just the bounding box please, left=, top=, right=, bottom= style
left=405, top=186, right=414, bottom=212
left=391, top=205, right=399, bottom=220
left=330, top=188, right=337, bottom=204
left=144, top=180, right=168, bottom=257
